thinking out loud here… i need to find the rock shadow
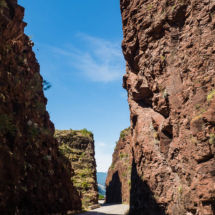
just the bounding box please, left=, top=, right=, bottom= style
left=105, top=171, right=122, bottom=204
left=129, top=158, right=167, bottom=215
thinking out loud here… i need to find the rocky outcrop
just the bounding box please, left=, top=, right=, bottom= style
left=121, top=0, right=215, bottom=214
left=106, top=128, right=132, bottom=204
left=54, top=129, right=99, bottom=208
left=0, top=0, right=81, bottom=214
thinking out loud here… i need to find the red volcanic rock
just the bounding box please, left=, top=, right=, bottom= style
left=54, top=129, right=99, bottom=209
left=106, top=128, right=132, bottom=204
left=0, top=0, right=81, bottom=214
left=120, top=0, right=215, bottom=214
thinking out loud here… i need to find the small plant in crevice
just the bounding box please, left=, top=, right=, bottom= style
left=209, top=133, right=215, bottom=145
left=162, top=89, right=168, bottom=99
left=122, top=172, right=126, bottom=177
left=207, top=89, right=215, bottom=104
left=110, top=164, right=114, bottom=170
left=178, top=185, right=183, bottom=194
left=195, top=104, right=200, bottom=110
left=147, top=4, right=153, bottom=9
left=160, top=55, right=165, bottom=61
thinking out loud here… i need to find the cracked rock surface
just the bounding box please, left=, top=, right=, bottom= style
left=120, top=0, right=215, bottom=214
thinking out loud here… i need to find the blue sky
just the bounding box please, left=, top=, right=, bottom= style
left=19, top=0, right=130, bottom=172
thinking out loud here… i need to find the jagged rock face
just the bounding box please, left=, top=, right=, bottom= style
left=121, top=0, right=215, bottom=214
left=0, top=0, right=81, bottom=214
left=55, top=129, right=99, bottom=208
left=106, top=128, right=132, bottom=204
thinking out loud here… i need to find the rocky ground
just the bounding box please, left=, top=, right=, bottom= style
left=121, top=0, right=215, bottom=214
left=0, top=0, right=81, bottom=214
left=55, top=129, right=99, bottom=209
left=106, top=128, right=132, bottom=204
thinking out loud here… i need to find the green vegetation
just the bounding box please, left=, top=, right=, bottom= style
left=191, top=136, right=197, bottom=144
left=33, top=101, right=45, bottom=114
left=42, top=80, right=52, bottom=91
left=99, top=194, right=104, bottom=199
left=0, top=0, right=7, bottom=8
left=160, top=55, right=165, bottom=61
left=209, top=133, right=215, bottom=145
left=110, top=164, right=114, bottom=170
left=81, top=128, right=93, bottom=137
left=80, top=173, right=86, bottom=178
left=127, top=165, right=131, bottom=174
left=0, top=114, right=16, bottom=135
left=120, top=153, right=129, bottom=160
left=195, top=104, right=200, bottom=110
left=178, top=185, right=183, bottom=194
left=120, top=127, right=130, bottom=140
left=207, top=89, right=215, bottom=103
left=122, top=172, right=126, bottom=177
left=128, top=179, right=131, bottom=186
left=82, top=182, right=89, bottom=190
left=147, top=4, right=153, bottom=9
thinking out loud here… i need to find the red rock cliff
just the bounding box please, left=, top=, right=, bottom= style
left=55, top=129, right=99, bottom=209
left=121, top=0, right=215, bottom=214
left=0, top=0, right=81, bottom=214
left=106, top=128, right=132, bottom=204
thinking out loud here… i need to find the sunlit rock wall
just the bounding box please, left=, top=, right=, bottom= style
left=121, top=0, right=215, bottom=214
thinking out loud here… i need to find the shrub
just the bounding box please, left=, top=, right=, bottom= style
left=81, top=128, right=93, bottom=137
left=120, top=153, right=124, bottom=159
left=120, top=131, right=125, bottom=139
left=43, top=80, right=52, bottom=91
left=209, top=133, right=215, bottom=145
left=99, top=194, right=104, bottom=199
left=82, top=182, right=89, bottom=190
left=80, top=173, right=86, bottom=178
left=0, top=114, right=16, bottom=135
left=0, top=0, right=7, bottom=8
left=122, top=172, right=126, bottom=177
left=110, top=164, right=114, bottom=170
left=207, top=89, right=215, bottom=103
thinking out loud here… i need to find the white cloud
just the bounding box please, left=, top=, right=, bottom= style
left=41, top=34, right=125, bottom=82
left=95, top=147, right=112, bottom=172
left=98, top=142, right=106, bottom=147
